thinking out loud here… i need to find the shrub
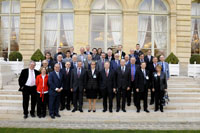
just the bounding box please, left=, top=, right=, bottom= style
left=31, top=49, right=45, bottom=62
left=190, top=55, right=200, bottom=64
left=165, top=52, right=179, bottom=64
left=9, top=51, right=23, bottom=61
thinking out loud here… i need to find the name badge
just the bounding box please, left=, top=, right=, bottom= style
left=93, top=74, right=96, bottom=79
left=154, top=74, right=157, bottom=77
left=146, top=76, right=149, bottom=80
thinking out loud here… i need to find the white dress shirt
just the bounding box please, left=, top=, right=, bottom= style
left=25, top=69, right=35, bottom=86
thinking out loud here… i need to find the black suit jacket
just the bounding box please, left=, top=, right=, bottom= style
left=105, top=54, right=114, bottom=62
left=55, top=61, right=65, bottom=70
left=86, top=69, right=99, bottom=90
left=116, top=50, right=126, bottom=59
left=152, top=72, right=167, bottom=91
left=70, top=52, right=77, bottom=58
left=18, top=68, right=40, bottom=90
left=92, top=54, right=100, bottom=61
left=116, top=66, right=131, bottom=89
left=135, top=69, right=150, bottom=92
left=144, top=55, right=154, bottom=71
left=99, top=69, right=116, bottom=91
left=62, top=68, right=71, bottom=91
left=84, top=51, right=93, bottom=55
left=70, top=67, right=87, bottom=92
left=134, top=50, right=143, bottom=58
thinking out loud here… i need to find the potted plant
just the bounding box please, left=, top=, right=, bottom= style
left=31, top=49, right=45, bottom=71
left=165, top=52, right=179, bottom=76
left=8, top=51, right=24, bottom=75
left=188, top=55, right=200, bottom=77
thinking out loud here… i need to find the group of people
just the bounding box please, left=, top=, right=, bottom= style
left=18, top=44, right=169, bottom=119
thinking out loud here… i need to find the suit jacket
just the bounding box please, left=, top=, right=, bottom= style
left=77, top=54, right=87, bottom=62
left=36, top=74, right=49, bottom=93
left=106, top=54, right=114, bottom=62
left=152, top=72, right=167, bottom=91
left=136, top=58, right=146, bottom=65
left=62, top=68, right=71, bottom=91
left=45, top=59, right=55, bottom=70
left=92, top=54, right=100, bottom=61
left=54, top=53, right=66, bottom=61
left=158, top=61, right=170, bottom=79
left=70, top=52, right=77, bottom=58
left=99, top=69, right=116, bottom=91
left=116, top=50, right=126, bottom=59
left=48, top=71, right=63, bottom=96
left=71, top=61, right=77, bottom=70
left=86, top=69, right=99, bottom=90
left=144, top=55, right=154, bottom=71
left=55, top=61, right=65, bottom=70
left=135, top=69, right=150, bottom=92
left=70, top=67, right=87, bottom=92
left=116, top=66, right=131, bottom=89
left=127, top=64, right=139, bottom=82
left=97, top=59, right=108, bottom=72
left=84, top=60, right=92, bottom=70
left=18, top=68, right=40, bottom=90
left=134, top=50, right=143, bottom=58
left=110, top=60, right=120, bottom=71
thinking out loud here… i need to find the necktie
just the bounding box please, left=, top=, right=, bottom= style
left=102, top=59, right=104, bottom=68
left=122, top=66, right=125, bottom=74
left=31, top=70, right=35, bottom=85
left=66, top=69, right=69, bottom=75
left=162, top=62, right=164, bottom=72
left=77, top=68, right=81, bottom=78
left=119, top=52, right=121, bottom=60
left=59, top=62, right=62, bottom=69
left=57, top=72, right=60, bottom=79
left=143, top=70, right=146, bottom=84
left=131, top=65, right=134, bottom=81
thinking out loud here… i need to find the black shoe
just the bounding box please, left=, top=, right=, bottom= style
left=72, top=109, right=77, bottom=112
left=150, top=101, right=154, bottom=105
left=66, top=106, right=71, bottom=111
left=109, top=110, right=113, bottom=113
left=60, top=106, right=65, bottom=111
left=122, top=109, right=126, bottom=112
left=50, top=114, right=55, bottom=119
left=136, top=109, right=140, bottom=113
left=144, top=109, right=150, bottom=113
left=79, top=109, right=83, bottom=112
left=103, top=109, right=107, bottom=112
left=154, top=109, right=159, bottom=112
left=24, top=115, right=28, bottom=119
left=93, top=110, right=96, bottom=113
left=55, top=114, right=61, bottom=117
left=116, top=109, right=120, bottom=112
left=160, top=109, right=164, bottom=112
left=38, top=115, right=42, bottom=118
left=127, top=103, right=131, bottom=106
left=42, top=114, right=46, bottom=118
left=30, top=114, right=36, bottom=118
left=98, top=96, right=103, bottom=99
left=88, top=110, right=91, bottom=112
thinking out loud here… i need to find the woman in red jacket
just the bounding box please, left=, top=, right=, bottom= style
left=36, top=67, right=49, bottom=118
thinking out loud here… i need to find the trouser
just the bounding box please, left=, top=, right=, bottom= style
left=102, top=88, right=113, bottom=111
left=155, top=90, right=165, bottom=110
left=73, top=87, right=83, bottom=110
left=37, top=93, right=48, bottom=116
left=22, top=86, right=37, bottom=115
left=49, top=94, right=60, bottom=116
left=127, top=81, right=136, bottom=106
left=136, top=90, right=148, bottom=110
left=150, top=88, right=155, bottom=103
left=116, top=88, right=127, bottom=110
left=61, top=89, right=72, bottom=108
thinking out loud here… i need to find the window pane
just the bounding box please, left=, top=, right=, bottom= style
left=92, top=0, right=105, bottom=10
left=107, top=0, right=121, bottom=10
left=1, top=16, right=9, bottom=28
left=155, top=49, right=167, bottom=57
left=91, top=15, right=105, bottom=31
left=60, top=30, right=73, bottom=47
left=12, top=0, right=20, bottom=13
left=191, top=19, right=200, bottom=55
left=107, top=31, right=121, bottom=47
left=61, top=14, right=73, bottom=30
left=108, top=15, right=121, bottom=32
left=192, top=2, right=200, bottom=16
left=44, top=0, right=58, bottom=9
left=154, top=0, right=167, bottom=11
left=44, top=31, right=57, bottom=47
left=91, top=31, right=104, bottom=50
left=154, top=16, right=167, bottom=32
left=0, top=29, right=9, bottom=59
left=62, top=0, right=73, bottom=9
left=0, top=1, right=10, bottom=14
left=139, top=0, right=152, bottom=11
left=44, top=14, right=58, bottom=30
left=155, top=33, right=167, bottom=49
left=139, top=31, right=151, bottom=49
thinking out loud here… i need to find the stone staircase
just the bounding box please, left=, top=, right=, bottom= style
left=0, top=76, right=200, bottom=130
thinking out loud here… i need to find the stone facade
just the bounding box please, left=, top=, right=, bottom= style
left=19, top=0, right=194, bottom=74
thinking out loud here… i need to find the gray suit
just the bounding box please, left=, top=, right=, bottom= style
left=77, top=54, right=87, bottom=62
left=97, top=59, right=108, bottom=72
left=158, top=61, right=170, bottom=79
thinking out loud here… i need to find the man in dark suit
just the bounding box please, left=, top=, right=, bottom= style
left=70, top=61, right=87, bottom=112
left=92, top=48, right=100, bottom=61
left=54, top=47, right=66, bottom=62
left=48, top=63, right=63, bottom=119
left=134, top=44, right=143, bottom=58
left=60, top=61, right=72, bottom=111
left=56, top=54, right=65, bottom=70
left=135, top=62, right=150, bottom=113
left=18, top=61, right=40, bottom=119
left=97, top=52, right=108, bottom=72
left=45, top=52, right=55, bottom=70
left=127, top=57, right=139, bottom=106
left=116, top=59, right=131, bottom=112
left=124, top=55, right=130, bottom=67
left=110, top=53, right=120, bottom=71
left=136, top=53, right=145, bottom=65
left=106, top=49, right=114, bottom=62
left=84, top=45, right=93, bottom=55
left=71, top=55, right=78, bottom=70
left=115, top=45, right=126, bottom=59
left=99, top=62, right=116, bottom=113
left=70, top=46, right=77, bottom=58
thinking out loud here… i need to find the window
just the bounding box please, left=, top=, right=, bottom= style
left=42, top=0, right=74, bottom=55
left=191, top=2, right=200, bottom=55
left=0, top=0, right=20, bottom=60
left=138, top=0, right=169, bottom=56
left=90, top=0, right=122, bottom=52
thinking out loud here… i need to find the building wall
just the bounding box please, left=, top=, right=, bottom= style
left=19, top=0, right=193, bottom=74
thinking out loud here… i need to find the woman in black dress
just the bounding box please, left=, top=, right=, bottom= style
left=152, top=64, right=167, bottom=112
left=86, top=61, right=99, bottom=112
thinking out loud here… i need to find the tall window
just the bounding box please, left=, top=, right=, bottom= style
left=90, top=0, right=122, bottom=52
left=191, top=2, right=200, bottom=55
left=42, top=0, right=74, bottom=55
left=0, top=0, right=20, bottom=60
left=138, top=0, right=169, bottom=56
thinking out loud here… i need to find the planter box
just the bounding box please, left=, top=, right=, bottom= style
left=35, top=61, right=42, bottom=71
left=188, top=64, right=200, bottom=77
left=7, top=61, right=24, bottom=75
left=169, top=64, right=179, bottom=76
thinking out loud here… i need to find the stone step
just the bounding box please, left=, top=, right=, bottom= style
left=167, top=88, right=200, bottom=92
left=0, top=90, right=21, bottom=95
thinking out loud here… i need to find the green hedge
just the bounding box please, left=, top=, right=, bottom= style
left=8, top=51, right=23, bottom=61
left=165, top=52, right=179, bottom=64
left=31, top=49, right=45, bottom=62
left=190, top=55, right=200, bottom=64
